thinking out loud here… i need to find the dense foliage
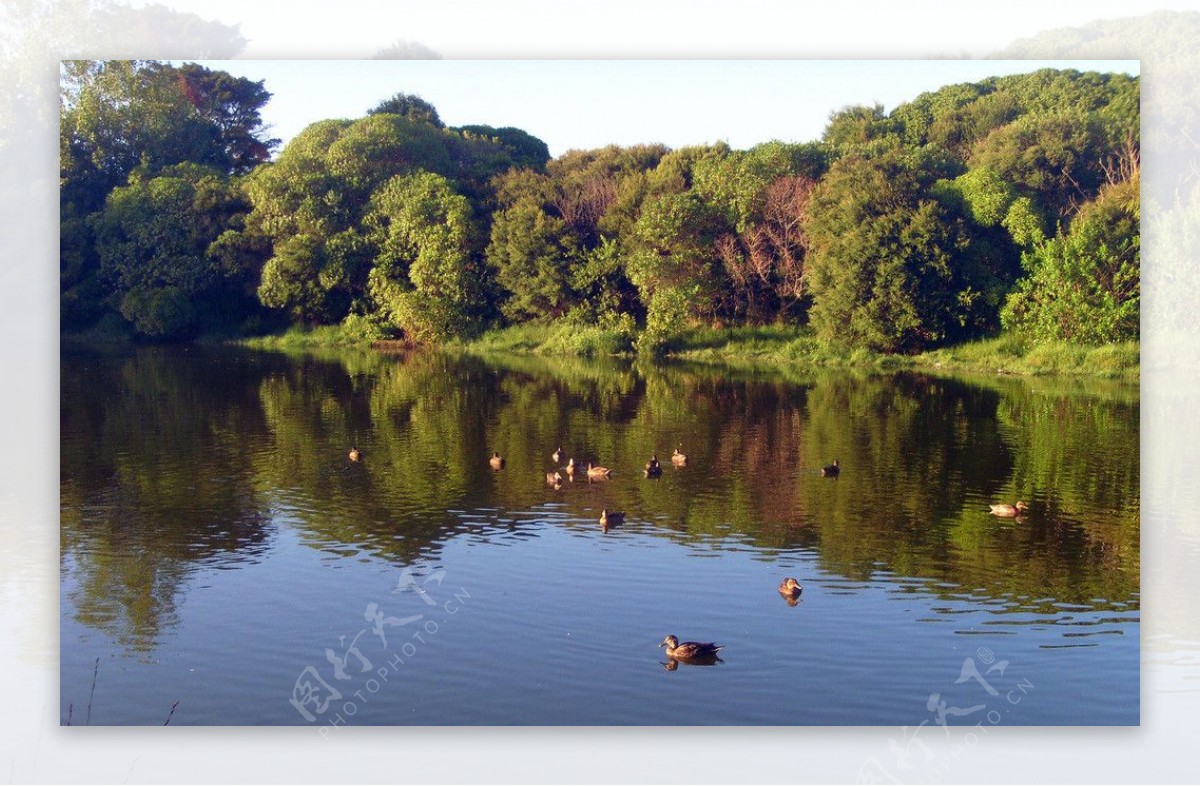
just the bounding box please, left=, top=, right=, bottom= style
left=61, top=62, right=1138, bottom=351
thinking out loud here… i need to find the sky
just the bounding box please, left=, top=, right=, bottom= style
left=194, top=59, right=1140, bottom=158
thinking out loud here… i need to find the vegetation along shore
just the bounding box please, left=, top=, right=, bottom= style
left=62, top=62, right=1139, bottom=376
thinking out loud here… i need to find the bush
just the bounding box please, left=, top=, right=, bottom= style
left=1001, top=177, right=1139, bottom=344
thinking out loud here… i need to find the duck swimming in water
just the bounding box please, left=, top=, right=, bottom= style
left=671, top=447, right=688, bottom=467
left=989, top=501, right=1029, bottom=517
left=587, top=463, right=613, bottom=480
left=778, top=577, right=803, bottom=600
left=821, top=459, right=840, bottom=477
left=348, top=446, right=361, bottom=462
left=489, top=452, right=505, bottom=470
left=658, top=635, right=723, bottom=660
left=644, top=455, right=663, bottom=478
left=551, top=446, right=564, bottom=464
left=600, top=509, right=625, bottom=532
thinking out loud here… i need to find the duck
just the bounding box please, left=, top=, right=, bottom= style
left=778, top=577, right=803, bottom=600
left=644, top=454, right=663, bottom=478
left=821, top=459, right=840, bottom=477
left=348, top=446, right=361, bottom=462
left=489, top=452, right=505, bottom=470
left=671, top=447, right=688, bottom=467
left=551, top=446, right=565, bottom=464
left=546, top=471, right=563, bottom=487
left=565, top=457, right=578, bottom=477
left=658, top=635, right=724, bottom=660
left=989, top=501, right=1029, bottom=517
left=586, top=463, right=613, bottom=480
left=600, top=508, right=625, bottom=530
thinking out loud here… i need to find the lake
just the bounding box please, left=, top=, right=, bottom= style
left=59, top=345, right=1139, bottom=726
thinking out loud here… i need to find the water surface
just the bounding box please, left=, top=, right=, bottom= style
left=59, top=346, right=1139, bottom=725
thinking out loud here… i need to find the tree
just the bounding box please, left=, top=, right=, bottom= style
left=365, top=172, right=483, bottom=341
left=454, top=125, right=550, bottom=171
left=968, top=109, right=1107, bottom=221
left=173, top=62, right=277, bottom=172
left=1001, top=173, right=1139, bottom=343
left=692, top=142, right=825, bottom=323
left=367, top=92, right=444, bottom=127
left=627, top=189, right=729, bottom=350
left=242, top=115, right=460, bottom=323
left=90, top=163, right=253, bottom=337
left=803, top=148, right=989, bottom=352
left=487, top=199, right=578, bottom=322
left=60, top=59, right=276, bottom=331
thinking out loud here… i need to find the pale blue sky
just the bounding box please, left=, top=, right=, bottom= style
left=194, top=59, right=1139, bottom=158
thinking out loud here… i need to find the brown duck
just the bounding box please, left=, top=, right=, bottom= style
left=546, top=471, right=563, bottom=487
left=671, top=447, right=688, bottom=467
left=778, top=577, right=803, bottom=600
left=989, top=501, right=1029, bottom=517
left=551, top=446, right=565, bottom=464
left=348, top=446, right=361, bottom=462
left=489, top=452, right=505, bottom=470
left=586, top=463, right=613, bottom=480
left=600, top=508, right=625, bottom=532
left=659, top=635, right=723, bottom=660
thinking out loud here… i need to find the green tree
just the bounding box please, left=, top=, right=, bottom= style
left=454, top=125, right=551, bottom=171
left=1001, top=173, right=1139, bottom=343
left=242, top=115, right=461, bottom=323
left=803, top=148, right=990, bottom=352
left=968, top=109, right=1106, bottom=221
left=60, top=59, right=275, bottom=331
left=368, top=92, right=444, bottom=127
left=627, top=189, right=729, bottom=350
left=487, top=199, right=579, bottom=322
left=365, top=172, right=483, bottom=341
left=90, top=163, right=253, bottom=337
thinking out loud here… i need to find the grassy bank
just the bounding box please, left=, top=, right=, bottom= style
left=457, top=324, right=1139, bottom=379
left=914, top=336, right=1139, bottom=380
left=451, top=322, right=636, bottom=357
left=237, top=322, right=382, bottom=350
left=237, top=321, right=1138, bottom=380
left=662, top=326, right=908, bottom=370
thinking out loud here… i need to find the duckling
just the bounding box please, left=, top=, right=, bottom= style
left=348, top=446, right=361, bottom=462
left=546, top=471, right=563, bottom=487
left=489, top=452, right=505, bottom=470
left=600, top=508, right=625, bottom=531
left=644, top=454, right=663, bottom=478
left=989, top=501, right=1029, bottom=517
left=778, top=577, right=803, bottom=600
left=821, top=459, right=840, bottom=477
left=671, top=447, right=688, bottom=467
left=586, top=462, right=613, bottom=480
left=551, top=446, right=564, bottom=464
left=658, top=635, right=723, bottom=660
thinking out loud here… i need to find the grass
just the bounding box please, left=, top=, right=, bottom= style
left=454, top=322, right=635, bottom=358
left=663, top=325, right=909, bottom=370
left=915, top=336, right=1139, bottom=380
left=236, top=320, right=1138, bottom=380
left=238, top=323, right=382, bottom=350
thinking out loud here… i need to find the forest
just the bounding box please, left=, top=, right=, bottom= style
left=60, top=60, right=1140, bottom=357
